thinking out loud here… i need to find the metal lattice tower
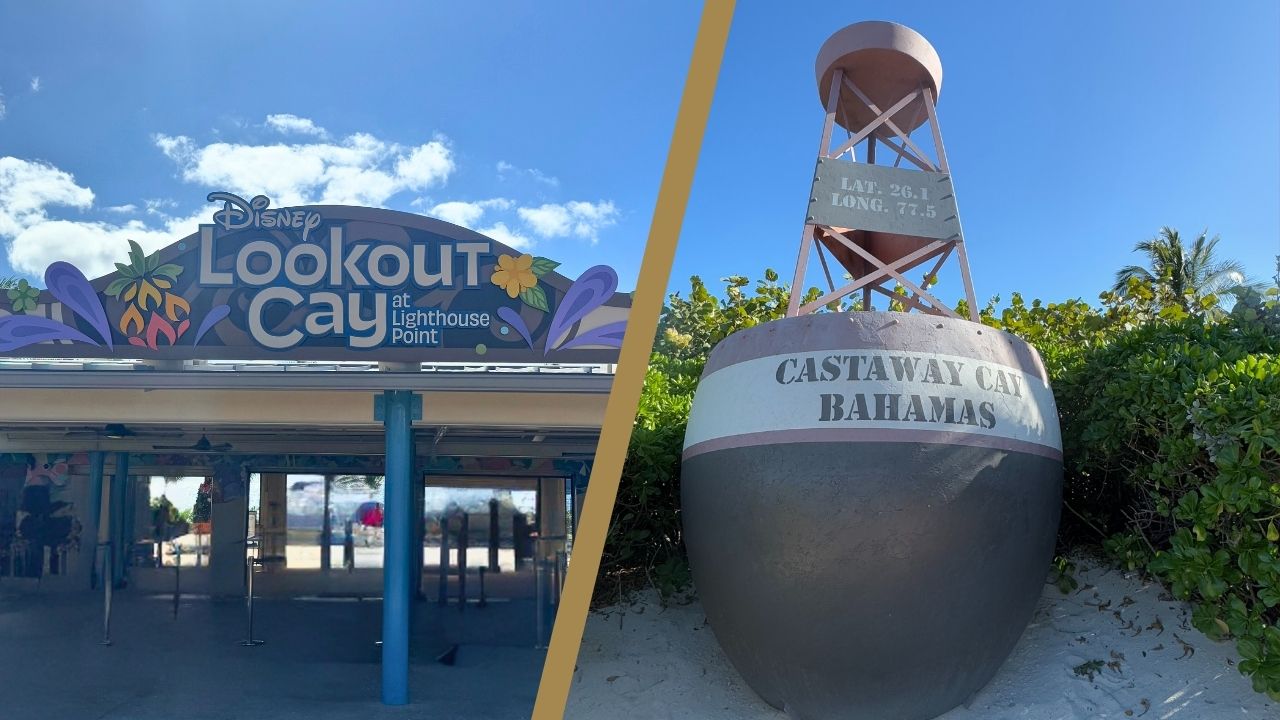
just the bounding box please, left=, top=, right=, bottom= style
left=787, top=21, right=979, bottom=321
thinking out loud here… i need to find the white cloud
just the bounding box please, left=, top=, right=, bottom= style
left=153, top=130, right=455, bottom=207
left=0, top=156, right=203, bottom=277
left=30, top=77, right=40, bottom=93
left=428, top=198, right=512, bottom=228
left=105, top=204, right=137, bottom=213
left=0, top=90, right=6, bottom=121
left=153, top=134, right=192, bottom=161
left=144, top=198, right=177, bottom=215
left=497, top=160, right=559, bottom=187
left=0, top=157, right=94, bottom=237
left=418, top=198, right=533, bottom=248
left=518, top=204, right=571, bottom=237
left=264, top=113, right=327, bottom=138
left=517, top=200, right=617, bottom=244
left=7, top=211, right=202, bottom=278
left=396, top=142, right=454, bottom=189
left=478, top=221, right=533, bottom=251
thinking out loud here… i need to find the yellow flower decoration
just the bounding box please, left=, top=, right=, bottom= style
left=491, top=253, right=538, bottom=299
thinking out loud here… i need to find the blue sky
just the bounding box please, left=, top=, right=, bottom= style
left=0, top=1, right=701, bottom=289
left=677, top=1, right=1280, bottom=306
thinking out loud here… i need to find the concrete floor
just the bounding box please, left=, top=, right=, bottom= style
left=0, top=585, right=546, bottom=719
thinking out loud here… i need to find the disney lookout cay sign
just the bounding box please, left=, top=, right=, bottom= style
left=0, top=193, right=628, bottom=362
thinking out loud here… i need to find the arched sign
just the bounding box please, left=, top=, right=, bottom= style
left=0, top=193, right=628, bottom=362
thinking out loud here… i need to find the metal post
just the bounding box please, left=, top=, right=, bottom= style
left=535, top=482, right=546, bottom=648
left=553, top=549, right=564, bottom=606
left=321, top=474, right=332, bottom=572
left=110, top=453, right=129, bottom=587
left=535, top=555, right=547, bottom=649
left=437, top=513, right=450, bottom=606
left=512, top=513, right=523, bottom=571
left=457, top=512, right=469, bottom=611
left=240, top=539, right=264, bottom=646
left=99, top=541, right=113, bottom=645
left=488, top=498, right=500, bottom=573
left=381, top=390, right=413, bottom=706
left=172, top=543, right=181, bottom=619
left=122, top=475, right=137, bottom=582
left=344, top=520, right=354, bottom=572
left=88, top=452, right=105, bottom=590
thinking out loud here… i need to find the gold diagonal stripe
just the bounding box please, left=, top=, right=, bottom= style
left=529, top=1, right=737, bottom=717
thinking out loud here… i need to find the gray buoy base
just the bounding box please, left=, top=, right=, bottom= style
left=681, top=312, right=1063, bottom=720
left=684, top=441, right=1060, bottom=719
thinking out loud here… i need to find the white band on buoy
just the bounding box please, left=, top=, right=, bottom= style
left=684, top=349, right=1062, bottom=461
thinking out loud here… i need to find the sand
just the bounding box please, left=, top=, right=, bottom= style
left=566, top=554, right=1277, bottom=719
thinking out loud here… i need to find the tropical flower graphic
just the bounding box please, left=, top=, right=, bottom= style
left=491, top=254, right=538, bottom=298
left=6, top=279, right=40, bottom=314
left=103, top=240, right=192, bottom=349
left=491, top=253, right=559, bottom=312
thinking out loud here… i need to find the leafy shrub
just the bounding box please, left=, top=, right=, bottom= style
left=1064, top=288, right=1280, bottom=697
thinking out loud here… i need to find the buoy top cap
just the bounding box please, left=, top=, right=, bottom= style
left=816, top=21, right=942, bottom=134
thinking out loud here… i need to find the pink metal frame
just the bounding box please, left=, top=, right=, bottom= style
left=786, top=69, right=979, bottom=321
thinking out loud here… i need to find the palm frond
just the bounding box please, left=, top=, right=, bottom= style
left=1113, top=265, right=1154, bottom=292
left=1121, top=226, right=1249, bottom=310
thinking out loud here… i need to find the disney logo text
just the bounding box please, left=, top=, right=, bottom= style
left=208, top=192, right=322, bottom=242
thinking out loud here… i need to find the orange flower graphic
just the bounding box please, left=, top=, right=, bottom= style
left=490, top=254, right=538, bottom=299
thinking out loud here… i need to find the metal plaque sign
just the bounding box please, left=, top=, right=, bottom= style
left=0, top=193, right=628, bottom=362
left=807, top=157, right=960, bottom=239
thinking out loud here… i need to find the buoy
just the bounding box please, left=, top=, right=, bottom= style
left=680, top=21, right=1063, bottom=720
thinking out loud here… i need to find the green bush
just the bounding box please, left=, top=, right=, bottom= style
left=978, top=284, right=1280, bottom=697
left=1064, top=289, right=1280, bottom=698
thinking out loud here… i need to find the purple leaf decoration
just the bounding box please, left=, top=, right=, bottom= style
left=545, top=265, right=618, bottom=355
left=0, top=315, right=99, bottom=352
left=45, top=261, right=113, bottom=349
left=193, top=304, right=231, bottom=346
left=557, top=321, right=627, bottom=351
left=497, top=306, right=534, bottom=350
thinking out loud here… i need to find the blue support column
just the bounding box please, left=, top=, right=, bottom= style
left=110, top=453, right=129, bottom=587
left=87, top=452, right=105, bottom=589
left=381, top=390, right=414, bottom=705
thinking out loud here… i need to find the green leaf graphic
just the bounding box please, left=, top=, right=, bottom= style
left=104, top=277, right=131, bottom=297
left=154, top=264, right=184, bottom=281
left=519, top=285, right=550, bottom=313
left=127, top=240, right=145, bottom=269
left=530, top=257, right=560, bottom=277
